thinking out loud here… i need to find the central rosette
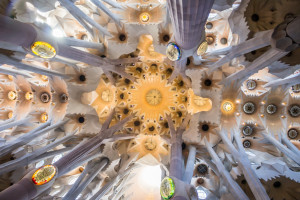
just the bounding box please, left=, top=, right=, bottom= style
left=146, top=89, right=162, bottom=106
left=129, top=73, right=177, bottom=122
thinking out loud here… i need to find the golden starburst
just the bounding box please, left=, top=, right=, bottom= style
left=129, top=73, right=177, bottom=122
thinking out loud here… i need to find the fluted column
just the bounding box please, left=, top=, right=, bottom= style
left=0, top=112, right=132, bottom=200
left=63, top=158, right=109, bottom=200
left=183, top=145, right=196, bottom=183
left=0, top=117, right=31, bottom=132
left=169, top=133, right=184, bottom=179
left=167, top=0, right=214, bottom=50
left=0, top=178, right=37, bottom=200
left=0, top=14, right=36, bottom=48
left=166, top=115, right=190, bottom=179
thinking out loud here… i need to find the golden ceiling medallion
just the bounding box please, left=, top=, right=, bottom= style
left=146, top=89, right=162, bottom=106
left=31, top=41, right=56, bottom=59
left=40, top=112, right=49, bottom=123
left=221, top=100, right=235, bottom=114
left=223, top=102, right=233, bottom=111
left=8, top=91, right=17, bottom=101
left=130, top=73, right=177, bottom=122
left=140, top=12, right=150, bottom=23
left=25, top=92, right=33, bottom=101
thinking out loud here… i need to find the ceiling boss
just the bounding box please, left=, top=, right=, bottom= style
left=82, top=35, right=212, bottom=135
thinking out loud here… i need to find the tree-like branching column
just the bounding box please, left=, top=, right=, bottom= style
left=0, top=110, right=134, bottom=200
left=166, top=114, right=191, bottom=179
left=208, top=16, right=300, bottom=87
left=166, top=0, right=214, bottom=82
left=54, top=110, right=134, bottom=176
left=0, top=15, right=137, bottom=80
left=161, top=114, right=198, bottom=200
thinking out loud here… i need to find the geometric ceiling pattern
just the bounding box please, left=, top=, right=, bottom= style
left=0, top=0, right=299, bottom=200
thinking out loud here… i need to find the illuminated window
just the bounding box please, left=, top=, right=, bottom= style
left=166, top=42, right=181, bottom=61
left=40, top=112, right=49, bottom=123
left=160, top=176, right=175, bottom=200
left=221, top=100, right=235, bottom=114
left=32, top=165, right=56, bottom=185
left=140, top=12, right=150, bottom=23
left=25, top=92, right=33, bottom=100
left=31, top=41, right=56, bottom=59
left=8, top=91, right=17, bottom=101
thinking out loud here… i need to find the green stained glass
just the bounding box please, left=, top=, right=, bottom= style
left=160, top=177, right=175, bottom=200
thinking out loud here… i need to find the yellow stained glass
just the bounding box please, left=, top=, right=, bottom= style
left=140, top=12, right=150, bottom=23
left=31, top=41, right=56, bottom=59
left=32, top=165, right=56, bottom=185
